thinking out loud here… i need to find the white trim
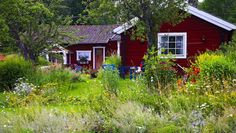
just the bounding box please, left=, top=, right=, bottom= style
left=113, top=17, right=139, bottom=34
left=93, top=47, right=105, bottom=69
left=76, top=50, right=92, bottom=61
left=113, top=5, right=236, bottom=34
left=52, top=44, right=69, bottom=53
left=117, top=41, right=121, bottom=56
left=63, top=51, right=67, bottom=65
left=158, top=32, right=187, bottom=59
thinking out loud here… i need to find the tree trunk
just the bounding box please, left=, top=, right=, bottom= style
left=145, top=19, right=158, bottom=48
left=9, top=26, right=29, bottom=60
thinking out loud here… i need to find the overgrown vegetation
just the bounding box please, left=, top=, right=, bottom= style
left=143, top=47, right=177, bottom=93
left=0, top=44, right=236, bottom=132
left=0, top=55, right=34, bottom=91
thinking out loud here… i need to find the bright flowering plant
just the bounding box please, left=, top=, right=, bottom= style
left=13, top=78, right=36, bottom=96
left=186, top=65, right=200, bottom=83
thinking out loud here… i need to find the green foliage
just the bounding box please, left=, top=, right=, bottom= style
left=111, top=101, right=159, bottom=132
left=36, top=56, right=50, bottom=66
left=98, top=68, right=120, bottom=95
left=105, top=54, right=121, bottom=68
left=0, top=0, right=73, bottom=62
left=83, top=0, right=188, bottom=46
left=77, top=0, right=119, bottom=25
left=32, top=65, right=78, bottom=86
left=0, top=55, right=34, bottom=91
left=200, top=0, right=236, bottom=23
left=196, top=53, right=236, bottom=80
left=143, top=47, right=177, bottom=93
left=220, top=32, right=236, bottom=64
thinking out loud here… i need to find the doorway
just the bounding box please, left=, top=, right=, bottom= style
left=93, top=47, right=105, bottom=70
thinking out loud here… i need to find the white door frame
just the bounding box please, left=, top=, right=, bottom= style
left=93, top=46, right=105, bottom=69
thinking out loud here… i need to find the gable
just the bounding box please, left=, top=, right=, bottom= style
left=113, top=5, right=236, bottom=34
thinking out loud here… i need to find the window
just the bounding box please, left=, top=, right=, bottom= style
left=76, top=51, right=91, bottom=61
left=158, top=32, right=187, bottom=58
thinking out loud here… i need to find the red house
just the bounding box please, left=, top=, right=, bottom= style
left=59, top=5, right=236, bottom=70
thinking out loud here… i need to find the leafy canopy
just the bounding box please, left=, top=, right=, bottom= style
left=200, top=0, right=236, bottom=23
left=83, top=0, right=188, bottom=47
left=0, top=0, right=72, bottom=62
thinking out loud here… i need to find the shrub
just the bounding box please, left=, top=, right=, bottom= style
left=105, top=54, right=121, bottom=67
left=0, top=108, right=105, bottom=133
left=0, top=55, right=34, bottom=91
left=111, top=101, right=159, bottom=132
left=196, top=53, right=236, bottom=80
left=32, top=64, right=78, bottom=85
left=36, top=56, right=50, bottom=66
left=98, top=68, right=120, bottom=95
left=143, top=47, right=177, bottom=93
left=220, top=32, right=236, bottom=64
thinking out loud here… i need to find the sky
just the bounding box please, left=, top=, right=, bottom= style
left=198, top=0, right=204, bottom=3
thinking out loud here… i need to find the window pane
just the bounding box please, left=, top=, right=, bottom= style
left=161, top=36, right=168, bottom=42
left=169, top=36, right=175, bottom=42
left=169, top=43, right=176, bottom=48
left=176, top=43, right=183, bottom=48
left=176, top=49, right=183, bottom=54
left=176, top=36, right=183, bottom=43
left=160, top=43, right=168, bottom=48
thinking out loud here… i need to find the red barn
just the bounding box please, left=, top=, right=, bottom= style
left=56, top=5, right=236, bottom=70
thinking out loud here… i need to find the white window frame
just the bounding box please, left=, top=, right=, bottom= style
left=76, top=50, right=92, bottom=61
left=157, top=32, right=187, bottom=59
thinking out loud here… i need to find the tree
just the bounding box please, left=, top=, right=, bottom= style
left=65, top=0, right=85, bottom=22
left=77, top=0, right=119, bottom=25
left=200, top=0, right=236, bottom=23
left=84, top=0, right=188, bottom=47
left=0, top=0, right=72, bottom=63
left=187, top=0, right=199, bottom=7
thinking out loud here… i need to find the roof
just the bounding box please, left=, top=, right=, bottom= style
left=113, top=5, right=236, bottom=34
left=188, top=6, right=236, bottom=31
left=71, top=25, right=121, bottom=44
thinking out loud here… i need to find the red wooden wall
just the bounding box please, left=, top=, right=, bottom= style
left=66, top=41, right=117, bottom=69
left=121, top=15, right=233, bottom=67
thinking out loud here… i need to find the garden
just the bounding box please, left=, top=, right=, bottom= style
left=0, top=39, right=236, bottom=132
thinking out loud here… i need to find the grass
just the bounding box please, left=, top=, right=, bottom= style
left=0, top=71, right=236, bottom=132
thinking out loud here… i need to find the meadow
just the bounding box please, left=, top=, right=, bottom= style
left=0, top=40, right=236, bottom=132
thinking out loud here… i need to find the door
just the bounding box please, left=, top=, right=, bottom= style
left=94, top=48, right=104, bottom=70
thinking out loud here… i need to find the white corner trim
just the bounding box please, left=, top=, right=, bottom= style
left=76, top=50, right=92, bottom=61
left=157, top=32, right=187, bottom=59
left=93, top=47, right=106, bottom=69
left=117, top=41, right=121, bottom=56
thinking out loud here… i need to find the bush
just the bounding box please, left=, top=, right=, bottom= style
left=98, top=68, right=120, bottom=95
left=143, top=47, right=177, bottom=93
left=105, top=54, right=121, bottom=67
left=0, top=55, right=34, bottom=91
left=111, top=101, right=159, bottom=132
left=220, top=32, right=236, bottom=64
left=36, top=56, right=50, bottom=66
left=32, top=64, right=78, bottom=85
left=196, top=53, right=236, bottom=80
